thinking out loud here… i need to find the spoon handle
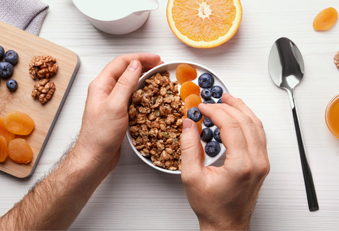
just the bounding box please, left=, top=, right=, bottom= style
left=289, top=91, right=319, bottom=211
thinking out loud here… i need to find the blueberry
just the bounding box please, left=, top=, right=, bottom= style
left=201, top=88, right=212, bottom=100
left=0, top=61, right=13, bottom=79
left=203, top=117, right=214, bottom=127
left=205, top=141, right=221, bottom=157
left=213, top=128, right=222, bottom=143
left=211, top=85, right=223, bottom=98
left=203, top=99, right=215, bottom=104
left=198, top=73, right=214, bottom=88
left=201, top=128, right=213, bottom=142
left=4, top=50, right=18, bottom=65
left=217, top=98, right=222, bottom=103
left=6, top=79, right=18, bottom=92
left=0, top=46, right=4, bottom=60
left=187, top=107, right=202, bottom=122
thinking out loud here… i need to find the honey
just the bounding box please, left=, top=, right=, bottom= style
left=325, top=95, right=339, bottom=138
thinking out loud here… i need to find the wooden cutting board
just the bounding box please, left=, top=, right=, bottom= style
left=0, top=22, right=80, bottom=178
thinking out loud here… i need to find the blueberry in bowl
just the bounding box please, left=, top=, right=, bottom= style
left=205, top=141, right=221, bottom=157
left=198, top=72, right=214, bottom=88
left=211, top=85, right=223, bottom=98
left=203, top=117, right=214, bottom=127
left=201, top=88, right=212, bottom=100
left=213, top=128, right=222, bottom=143
left=203, top=99, right=215, bottom=104
left=4, top=50, right=19, bottom=65
left=187, top=107, right=202, bottom=122
left=6, top=79, right=18, bottom=92
left=0, top=46, right=4, bottom=60
left=0, top=61, right=14, bottom=79
left=201, top=128, right=213, bottom=142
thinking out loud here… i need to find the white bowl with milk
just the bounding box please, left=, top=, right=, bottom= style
left=73, top=0, right=159, bottom=35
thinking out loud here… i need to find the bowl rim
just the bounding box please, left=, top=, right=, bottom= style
left=126, top=61, right=229, bottom=174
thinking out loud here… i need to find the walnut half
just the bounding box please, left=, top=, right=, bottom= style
left=32, top=79, right=56, bottom=104
left=29, top=55, right=58, bottom=80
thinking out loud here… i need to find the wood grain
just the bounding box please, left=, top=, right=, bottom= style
left=0, top=21, right=79, bottom=178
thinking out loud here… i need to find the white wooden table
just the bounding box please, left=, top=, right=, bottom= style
left=1, top=0, right=339, bottom=230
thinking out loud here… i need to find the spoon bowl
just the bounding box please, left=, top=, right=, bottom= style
left=268, top=37, right=319, bottom=211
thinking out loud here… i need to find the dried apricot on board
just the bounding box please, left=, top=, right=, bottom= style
left=0, top=136, right=8, bottom=162
left=180, top=81, right=200, bottom=101
left=176, top=64, right=197, bottom=84
left=0, top=118, right=15, bottom=144
left=4, top=111, right=35, bottom=135
left=313, top=7, right=338, bottom=31
left=8, top=138, right=33, bottom=164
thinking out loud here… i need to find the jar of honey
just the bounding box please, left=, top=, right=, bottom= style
left=325, top=94, right=339, bottom=138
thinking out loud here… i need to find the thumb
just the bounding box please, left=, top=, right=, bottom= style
left=181, top=119, right=203, bottom=178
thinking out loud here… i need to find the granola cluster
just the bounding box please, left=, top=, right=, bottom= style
left=129, top=72, right=185, bottom=171
left=334, top=51, right=339, bottom=70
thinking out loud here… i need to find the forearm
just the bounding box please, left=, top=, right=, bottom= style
left=0, top=143, right=111, bottom=230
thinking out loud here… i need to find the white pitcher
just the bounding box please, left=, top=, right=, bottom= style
left=72, top=0, right=159, bottom=35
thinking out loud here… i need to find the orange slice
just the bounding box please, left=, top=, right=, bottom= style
left=167, top=0, right=242, bottom=48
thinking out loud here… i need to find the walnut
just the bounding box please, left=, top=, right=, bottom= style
left=29, top=55, right=58, bottom=80
left=31, top=79, right=56, bottom=104
left=334, top=51, right=339, bottom=70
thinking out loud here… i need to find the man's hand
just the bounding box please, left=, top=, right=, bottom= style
left=75, top=53, right=162, bottom=173
left=181, top=93, right=270, bottom=230
left=0, top=53, right=162, bottom=231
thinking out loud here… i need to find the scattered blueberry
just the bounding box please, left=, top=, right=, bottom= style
left=187, top=107, right=202, bottom=122
left=201, top=88, right=212, bottom=100
left=6, top=79, right=18, bottom=92
left=203, top=99, right=215, bottom=104
left=0, top=61, right=13, bottom=79
left=213, top=128, right=222, bottom=143
left=211, top=85, right=223, bottom=98
left=198, top=72, right=214, bottom=88
left=203, top=117, right=214, bottom=127
left=201, top=128, right=213, bottom=142
left=217, top=98, right=222, bottom=103
left=205, top=141, right=221, bottom=157
left=4, top=50, right=19, bottom=65
left=0, top=46, right=4, bottom=60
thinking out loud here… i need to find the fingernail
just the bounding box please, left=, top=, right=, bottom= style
left=128, top=60, right=139, bottom=71
left=183, top=119, right=194, bottom=132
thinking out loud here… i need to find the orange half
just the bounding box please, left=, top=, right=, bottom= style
left=167, top=0, right=242, bottom=48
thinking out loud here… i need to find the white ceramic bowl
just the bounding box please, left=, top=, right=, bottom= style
left=127, top=62, right=229, bottom=174
left=73, top=0, right=159, bottom=35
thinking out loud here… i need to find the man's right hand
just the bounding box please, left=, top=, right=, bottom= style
left=181, top=93, right=270, bottom=230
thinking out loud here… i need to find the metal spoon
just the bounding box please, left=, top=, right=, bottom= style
left=268, top=37, right=319, bottom=211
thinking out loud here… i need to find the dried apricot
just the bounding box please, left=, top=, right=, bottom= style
left=4, top=111, right=35, bottom=135
left=196, top=121, right=202, bottom=134
left=8, top=138, right=33, bottom=164
left=0, top=136, right=8, bottom=162
left=313, top=7, right=338, bottom=31
left=0, top=118, right=15, bottom=144
left=180, top=81, right=200, bottom=101
left=176, top=64, right=197, bottom=85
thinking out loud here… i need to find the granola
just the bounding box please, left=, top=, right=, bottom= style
left=129, top=72, right=184, bottom=171
left=334, top=51, right=339, bottom=70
